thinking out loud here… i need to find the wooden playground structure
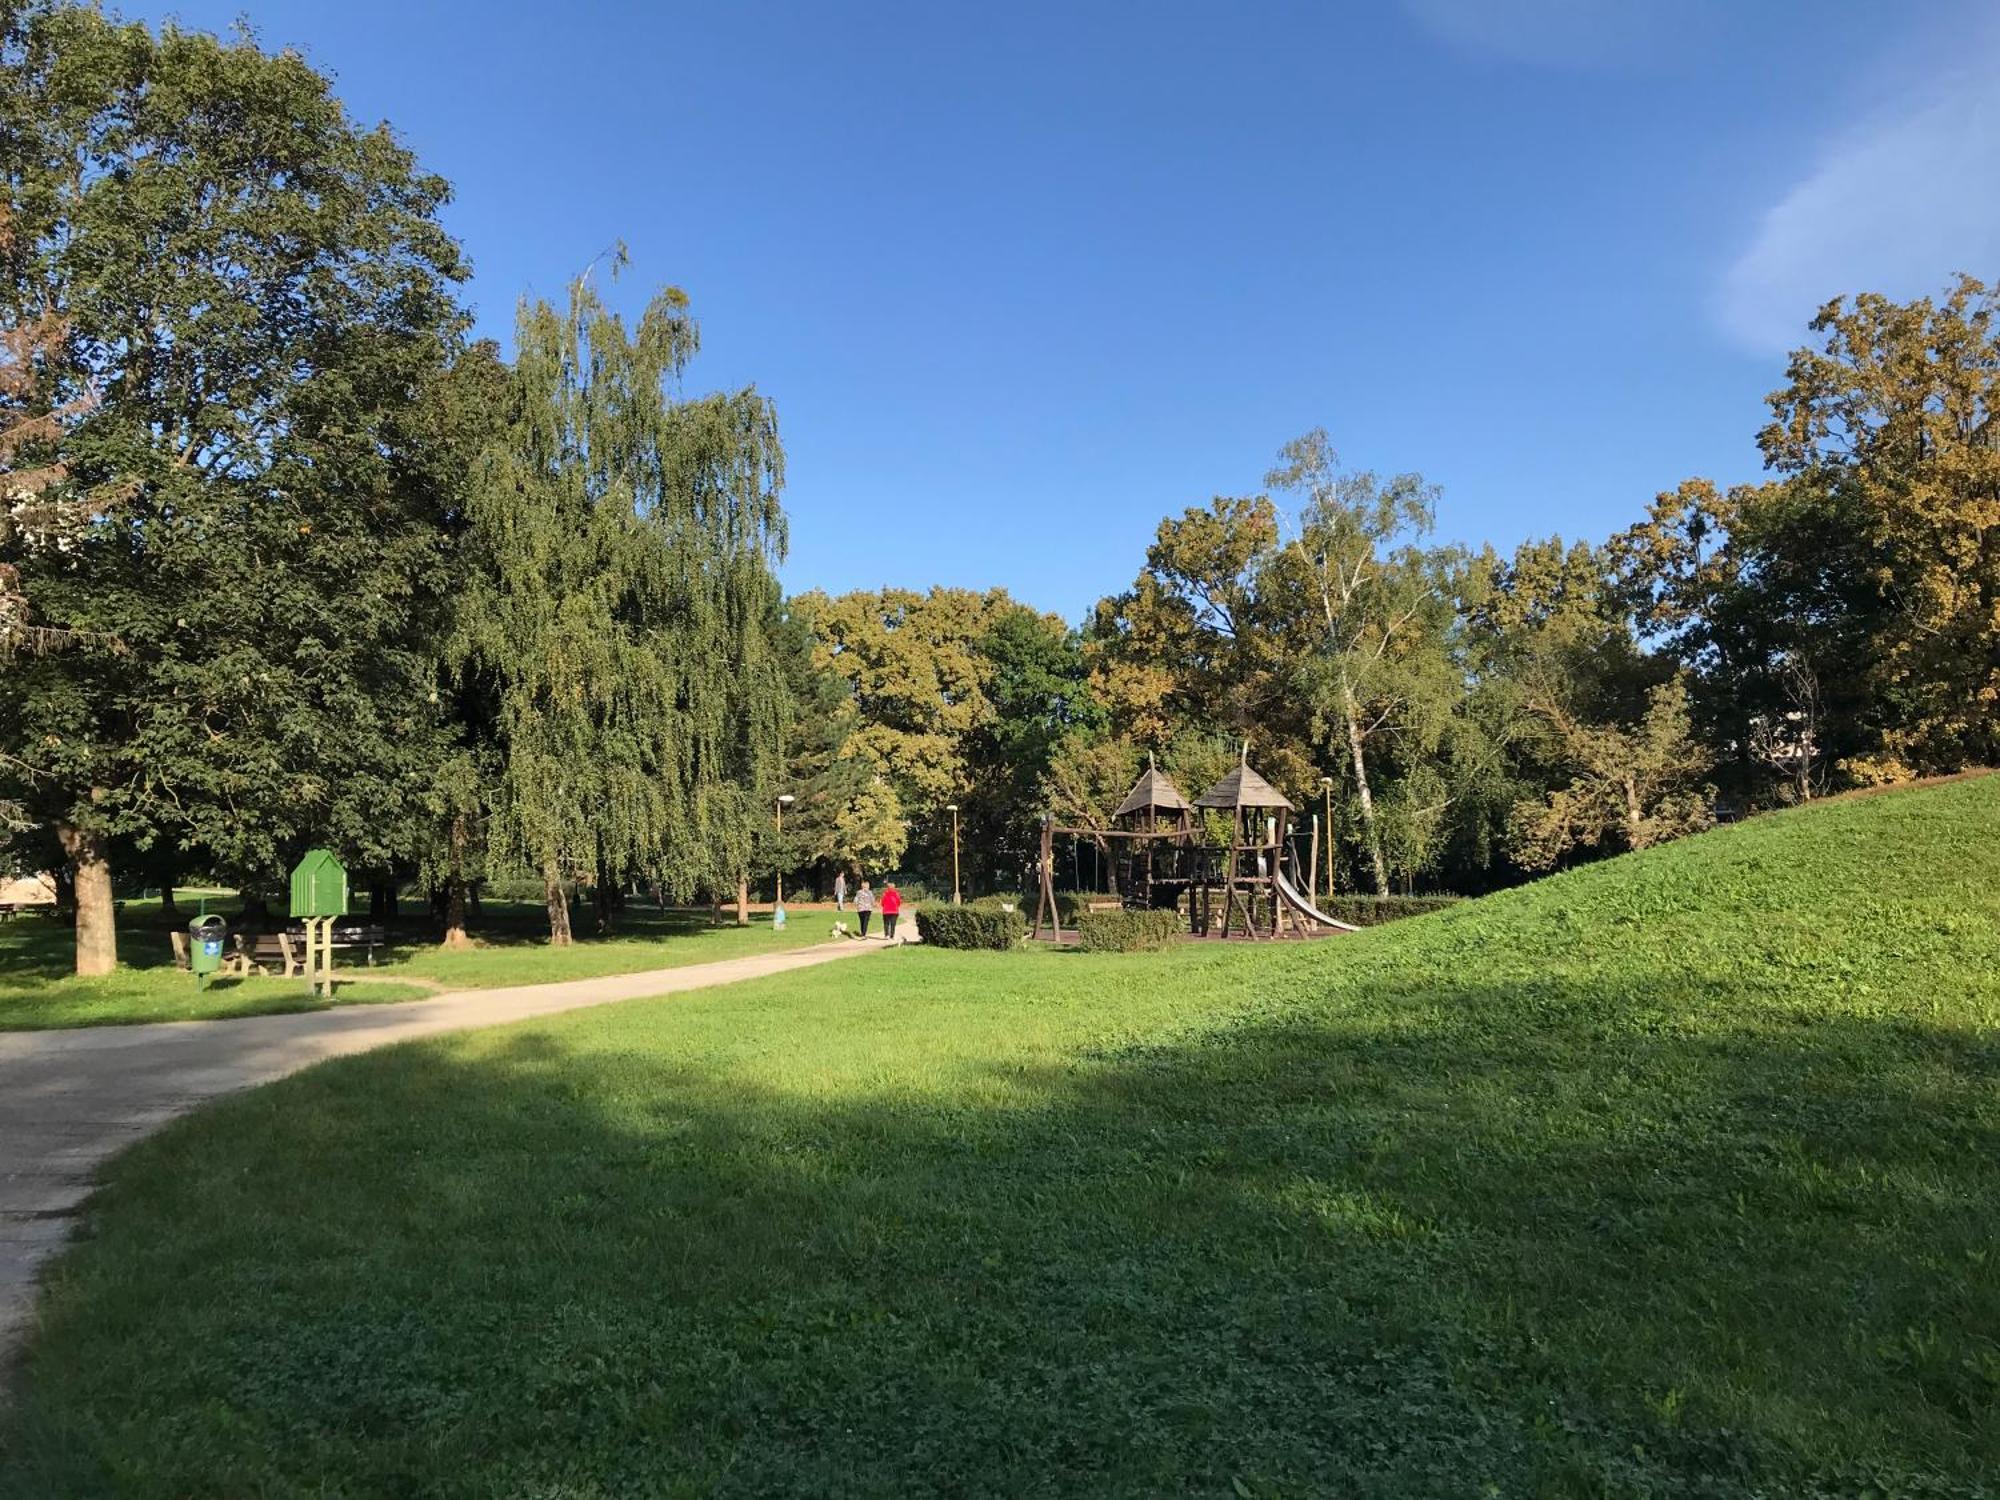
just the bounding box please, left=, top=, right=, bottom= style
left=1032, top=749, right=1360, bottom=943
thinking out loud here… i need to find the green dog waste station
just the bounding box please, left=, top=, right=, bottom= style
left=289, top=848, right=349, bottom=998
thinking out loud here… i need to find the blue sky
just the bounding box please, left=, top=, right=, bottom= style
left=127, top=0, right=2000, bottom=619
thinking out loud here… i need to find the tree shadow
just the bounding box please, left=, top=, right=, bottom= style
left=0, top=902, right=763, bottom=988
left=3, top=975, right=1995, bottom=1497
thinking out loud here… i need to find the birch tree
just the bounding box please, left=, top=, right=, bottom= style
left=1267, top=429, right=1445, bottom=894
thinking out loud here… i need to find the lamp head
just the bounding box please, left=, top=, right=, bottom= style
left=777, top=794, right=795, bottom=805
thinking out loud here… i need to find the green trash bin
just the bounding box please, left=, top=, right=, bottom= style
left=189, top=914, right=227, bottom=990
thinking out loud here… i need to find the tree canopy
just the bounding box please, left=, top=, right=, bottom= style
left=4, top=0, right=1994, bottom=961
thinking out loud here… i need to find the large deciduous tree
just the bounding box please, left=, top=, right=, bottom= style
left=1507, top=676, right=1714, bottom=871
left=459, top=264, right=787, bottom=944
left=795, top=586, right=1075, bottom=890
left=1754, top=277, right=2000, bottom=775
left=0, top=4, right=469, bottom=973
left=1267, top=430, right=1455, bottom=893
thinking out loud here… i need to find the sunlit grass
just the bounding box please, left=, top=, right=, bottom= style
left=0, top=901, right=831, bottom=1029
left=3, top=778, right=1995, bottom=1495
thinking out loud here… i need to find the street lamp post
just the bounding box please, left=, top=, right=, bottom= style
left=1320, top=776, right=1335, bottom=899
left=774, top=793, right=795, bottom=928
left=945, top=803, right=961, bottom=904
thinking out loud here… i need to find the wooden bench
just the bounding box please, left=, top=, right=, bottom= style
left=224, top=926, right=388, bottom=977
left=322, top=924, right=387, bottom=966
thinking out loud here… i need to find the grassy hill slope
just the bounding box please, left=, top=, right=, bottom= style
left=4, top=778, right=1995, bottom=1496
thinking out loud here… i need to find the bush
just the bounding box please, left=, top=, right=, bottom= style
left=1055, top=890, right=1122, bottom=922
left=1317, top=894, right=1460, bottom=927
left=1074, top=908, right=1185, bottom=952
left=915, top=905, right=1026, bottom=950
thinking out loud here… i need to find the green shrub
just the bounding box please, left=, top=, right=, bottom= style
left=1074, top=908, right=1184, bottom=952
left=915, top=905, right=1026, bottom=950
left=1054, top=890, right=1124, bottom=922
left=1317, top=894, right=1460, bottom=927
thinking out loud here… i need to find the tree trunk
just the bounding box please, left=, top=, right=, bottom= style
left=1622, top=776, right=1646, bottom=851
left=543, top=866, right=573, bottom=946
left=441, top=878, right=471, bottom=949
left=593, top=852, right=616, bottom=934
left=57, top=816, right=117, bottom=977
left=158, top=884, right=179, bottom=921
left=735, top=879, right=750, bottom=926
left=1341, top=675, right=1390, bottom=895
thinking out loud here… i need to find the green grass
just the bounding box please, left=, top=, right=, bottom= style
left=0, top=903, right=830, bottom=1030
left=3, top=779, right=1996, bottom=1495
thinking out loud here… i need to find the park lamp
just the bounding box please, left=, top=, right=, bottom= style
left=773, top=794, right=796, bottom=925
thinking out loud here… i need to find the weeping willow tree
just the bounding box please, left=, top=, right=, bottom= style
left=461, top=262, right=789, bottom=944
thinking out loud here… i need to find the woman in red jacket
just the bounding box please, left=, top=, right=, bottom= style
left=879, top=882, right=902, bottom=941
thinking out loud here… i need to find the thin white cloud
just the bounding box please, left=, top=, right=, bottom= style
left=1717, top=46, right=2000, bottom=354
left=1400, top=0, right=1678, bottom=68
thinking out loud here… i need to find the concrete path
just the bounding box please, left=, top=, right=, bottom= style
left=0, top=937, right=891, bottom=1384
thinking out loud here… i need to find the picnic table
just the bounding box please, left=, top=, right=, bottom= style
left=170, top=925, right=388, bottom=977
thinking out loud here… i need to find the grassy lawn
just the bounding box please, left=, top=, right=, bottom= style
left=0, top=902, right=831, bottom=1030
left=2, top=778, right=1995, bottom=1495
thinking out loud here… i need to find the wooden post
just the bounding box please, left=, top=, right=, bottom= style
left=1323, top=778, right=1336, bottom=900
left=1274, top=807, right=1292, bottom=938
left=1219, top=811, right=1233, bottom=938
left=1307, top=813, right=1320, bottom=904
left=1032, top=817, right=1059, bottom=941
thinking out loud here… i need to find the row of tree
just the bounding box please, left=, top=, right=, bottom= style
left=797, top=286, right=1998, bottom=900
left=5, top=5, right=1994, bottom=974
left=0, top=6, right=805, bottom=971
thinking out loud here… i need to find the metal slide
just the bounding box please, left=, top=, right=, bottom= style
left=1271, top=869, right=1364, bottom=933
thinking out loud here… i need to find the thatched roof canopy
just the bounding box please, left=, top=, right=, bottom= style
left=1194, top=749, right=1295, bottom=811
left=1114, top=759, right=1191, bottom=819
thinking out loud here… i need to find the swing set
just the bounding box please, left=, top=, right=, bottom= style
left=1031, top=747, right=1361, bottom=943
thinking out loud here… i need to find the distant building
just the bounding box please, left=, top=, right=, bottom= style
left=0, top=871, right=57, bottom=906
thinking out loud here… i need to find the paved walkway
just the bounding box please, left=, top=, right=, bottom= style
left=0, top=937, right=891, bottom=1383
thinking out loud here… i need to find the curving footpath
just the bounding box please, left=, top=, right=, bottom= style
left=0, top=937, right=894, bottom=1387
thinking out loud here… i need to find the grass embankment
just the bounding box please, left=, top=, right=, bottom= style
left=3, top=779, right=1996, bottom=1495
left=0, top=903, right=828, bottom=1030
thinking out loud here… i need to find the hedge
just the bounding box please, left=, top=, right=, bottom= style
left=1074, top=908, right=1185, bottom=952
left=915, top=905, right=1026, bottom=950
left=1316, top=894, right=1460, bottom=927
left=1055, top=890, right=1124, bottom=921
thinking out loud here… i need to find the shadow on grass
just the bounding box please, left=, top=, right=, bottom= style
left=0, top=903, right=751, bottom=987
left=3, top=974, right=1995, bottom=1498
